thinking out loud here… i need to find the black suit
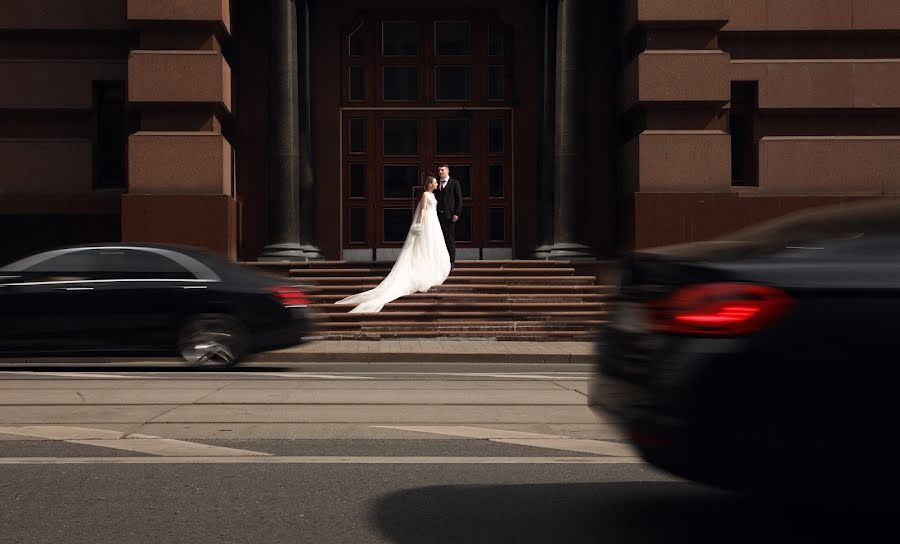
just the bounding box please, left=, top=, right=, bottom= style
left=434, top=178, right=463, bottom=265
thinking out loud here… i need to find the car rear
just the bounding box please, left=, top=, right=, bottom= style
left=177, top=248, right=319, bottom=353
left=590, top=205, right=900, bottom=500
left=589, top=254, right=796, bottom=479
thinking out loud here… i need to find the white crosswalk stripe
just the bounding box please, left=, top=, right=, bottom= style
left=0, top=426, right=270, bottom=457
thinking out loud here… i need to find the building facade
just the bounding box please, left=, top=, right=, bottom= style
left=2, top=0, right=899, bottom=263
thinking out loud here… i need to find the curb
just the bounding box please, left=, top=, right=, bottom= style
left=245, top=352, right=596, bottom=364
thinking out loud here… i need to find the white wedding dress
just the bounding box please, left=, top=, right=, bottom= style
left=335, top=191, right=451, bottom=313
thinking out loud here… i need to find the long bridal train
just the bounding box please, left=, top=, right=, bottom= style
left=335, top=191, right=451, bottom=313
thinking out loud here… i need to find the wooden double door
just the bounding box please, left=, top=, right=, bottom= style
left=342, top=109, right=513, bottom=257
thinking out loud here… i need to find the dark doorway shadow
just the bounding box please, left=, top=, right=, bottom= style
left=374, top=481, right=887, bottom=544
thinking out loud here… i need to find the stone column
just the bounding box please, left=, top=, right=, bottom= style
left=295, top=0, right=323, bottom=259
left=532, top=0, right=558, bottom=259
left=261, top=0, right=321, bottom=260
left=544, top=0, right=593, bottom=260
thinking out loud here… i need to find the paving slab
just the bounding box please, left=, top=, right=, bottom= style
left=150, top=404, right=601, bottom=424
left=195, top=389, right=586, bottom=405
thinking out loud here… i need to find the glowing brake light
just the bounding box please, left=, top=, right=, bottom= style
left=651, top=283, right=792, bottom=336
left=272, top=285, right=311, bottom=307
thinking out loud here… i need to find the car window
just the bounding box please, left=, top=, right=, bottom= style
left=724, top=201, right=900, bottom=248
left=27, top=249, right=195, bottom=279
left=27, top=251, right=98, bottom=274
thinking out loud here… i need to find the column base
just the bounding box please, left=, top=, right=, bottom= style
left=259, top=243, right=324, bottom=261
left=542, top=242, right=595, bottom=261
left=531, top=244, right=554, bottom=259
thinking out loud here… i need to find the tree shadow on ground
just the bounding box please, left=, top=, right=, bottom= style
left=374, top=481, right=888, bottom=544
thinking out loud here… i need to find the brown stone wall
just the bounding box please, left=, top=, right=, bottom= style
left=623, top=0, right=900, bottom=250
left=634, top=193, right=900, bottom=249
left=122, top=0, right=237, bottom=257
left=122, top=194, right=236, bottom=258
left=127, top=0, right=231, bottom=32
left=724, top=0, right=900, bottom=31
left=1, top=0, right=127, bottom=30
left=128, top=51, right=232, bottom=109
left=0, top=0, right=129, bottom=251
left=128, top=132, right=232, bottom=194
left=756, top=137, right=900, bottom=196
left=0, top=139, right=94, bottom=196
left=0, top=61, right=125, bottom=110
left=627, top=0, right=727, bottom=30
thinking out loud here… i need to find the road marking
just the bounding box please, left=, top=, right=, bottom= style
left=67, top=438, right=271, bottom=457
left=0, top=425, right=125, bottom=440
left=375, top=425, right=562, bottom=440
left=0, top=456, right=644, bottom=465
left=238, top=373, right=375, bottom=380
left=375, top=425, right=637, bottom=457
left=0, top=425, right=269, bottom=457
left=491, top=438, right=635, bottom=457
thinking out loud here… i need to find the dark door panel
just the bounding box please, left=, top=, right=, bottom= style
left=0, top=281, right=98, bottom=354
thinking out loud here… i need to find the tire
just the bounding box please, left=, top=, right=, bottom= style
left=177, top=313, right=251, bottom=368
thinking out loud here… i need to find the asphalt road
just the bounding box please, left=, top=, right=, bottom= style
left=0, top=362, right=888, bottom=543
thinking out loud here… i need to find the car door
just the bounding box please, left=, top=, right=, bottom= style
left=0, top=249, right=104, bottom=354
left=84, top=248, right=218, bottom=353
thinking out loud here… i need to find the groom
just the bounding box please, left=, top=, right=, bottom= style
left=434, top=164, right=462, bottom=268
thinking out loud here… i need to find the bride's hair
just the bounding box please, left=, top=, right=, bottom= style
left=422, top=174, right=437, bottom=191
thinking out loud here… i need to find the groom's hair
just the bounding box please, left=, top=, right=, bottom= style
left=438, top=164, right=450, bottom=171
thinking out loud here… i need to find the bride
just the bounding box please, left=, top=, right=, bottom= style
left=335, top=175, right=451, bottom=313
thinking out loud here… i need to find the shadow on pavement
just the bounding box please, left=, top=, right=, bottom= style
left=374, top=481, right=887, bottom=544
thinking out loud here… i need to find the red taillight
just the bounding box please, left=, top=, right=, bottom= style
left=651, top=283, right=792, bottom=336
left=272, top=285, right=311, bottom=306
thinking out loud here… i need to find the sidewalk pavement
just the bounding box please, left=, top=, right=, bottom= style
left=247, top=340, right=597, bottom=364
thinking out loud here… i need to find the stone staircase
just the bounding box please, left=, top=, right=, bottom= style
left=245, top=260, right=613, bottom=341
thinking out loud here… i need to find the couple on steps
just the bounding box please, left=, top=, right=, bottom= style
left=335, top=165, right=463, bottom=313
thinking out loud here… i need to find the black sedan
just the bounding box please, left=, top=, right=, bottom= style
left=590, top=200, right=900, bottom=504
left=0, top=244, right=314, bottom=366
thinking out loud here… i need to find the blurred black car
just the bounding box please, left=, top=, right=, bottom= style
left=590, top=200, right=900, bottom=503
left=0, top=244, right=314, bottom=366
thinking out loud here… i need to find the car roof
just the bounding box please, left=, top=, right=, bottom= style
left=642, top=199, right=900, bottom=261
left=725, top=199, right=900, bottom=241
left=0, top=244, right=229, bottom=279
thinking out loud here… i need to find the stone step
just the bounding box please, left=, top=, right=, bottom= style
left=317, top=310, right=608, bottom=321
left=247, top=260, right=611, bottom=340
left=319, top=320, right=605, bottom=331
left=247, top=259, right=592, bottom=270
left=308, top=293, right=611, bottom=303
left=289, top=267, right=578, bottom=277
left=313, top=302, right=608, bottom=313
left=294, top=275, right=599, bottom=285
left=306, top=284, right=614, bottom=294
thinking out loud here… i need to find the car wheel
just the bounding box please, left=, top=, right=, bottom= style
left=178, top=313, right=251, bottom=368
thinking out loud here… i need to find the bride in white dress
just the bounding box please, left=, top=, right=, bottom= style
left=335, top=175, right=451, bottom=313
